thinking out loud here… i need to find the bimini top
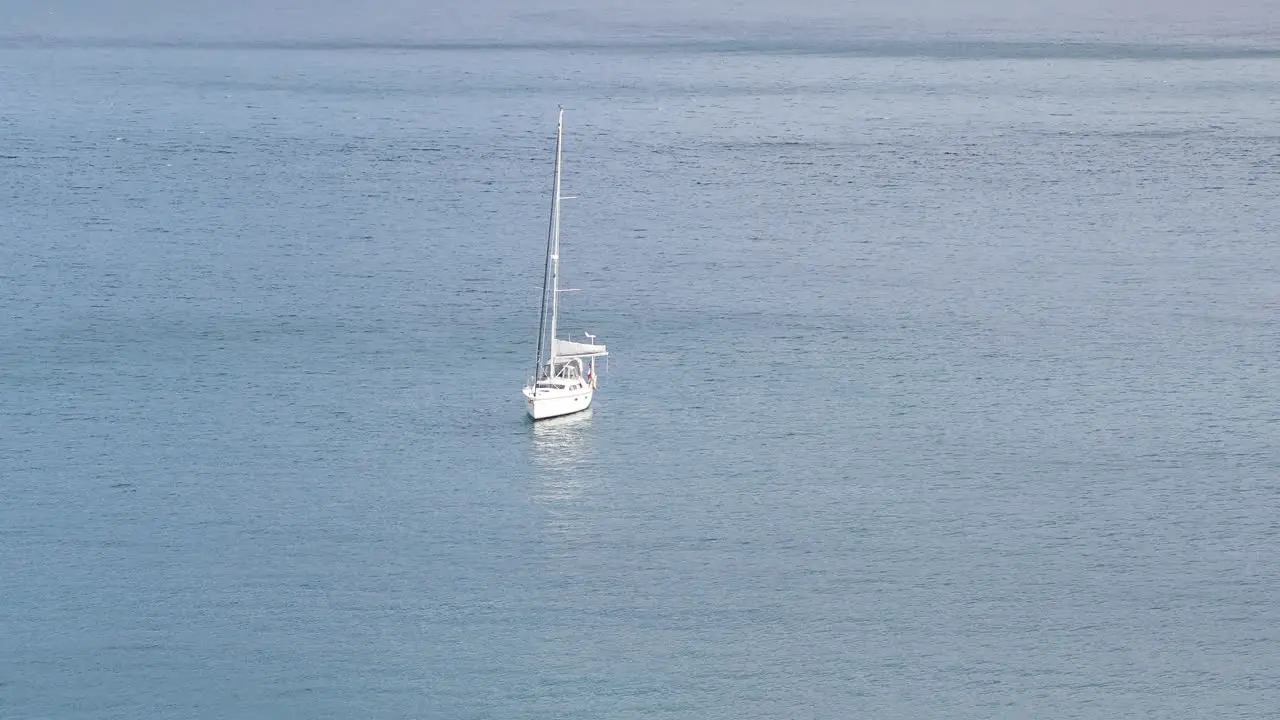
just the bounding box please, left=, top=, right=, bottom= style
left=553, top=338, right=607, bottom=358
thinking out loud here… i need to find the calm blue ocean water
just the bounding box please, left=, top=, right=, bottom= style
left=3, top=4, right=1279, bottom=717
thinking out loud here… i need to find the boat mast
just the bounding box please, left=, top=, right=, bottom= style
left=531, top=108, right=563, bottom=387
left=548, top=107, right=565, bottom=368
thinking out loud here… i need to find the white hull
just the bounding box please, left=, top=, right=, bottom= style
left=524, top=386, right=594, bottom=420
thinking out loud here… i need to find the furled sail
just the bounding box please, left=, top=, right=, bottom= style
left=553, top=338, right=608, bottom=358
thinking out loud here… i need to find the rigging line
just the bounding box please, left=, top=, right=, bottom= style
left=531, top=113, right=560, bottom=394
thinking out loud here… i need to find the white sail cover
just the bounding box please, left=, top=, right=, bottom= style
left=553, top=338, right=607, bottom=358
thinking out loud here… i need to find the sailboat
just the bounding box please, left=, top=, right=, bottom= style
left=522, top=108, right=608, bottom=421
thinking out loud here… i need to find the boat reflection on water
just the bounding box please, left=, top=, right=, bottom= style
left=530, top=408, right=595, bottom=503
